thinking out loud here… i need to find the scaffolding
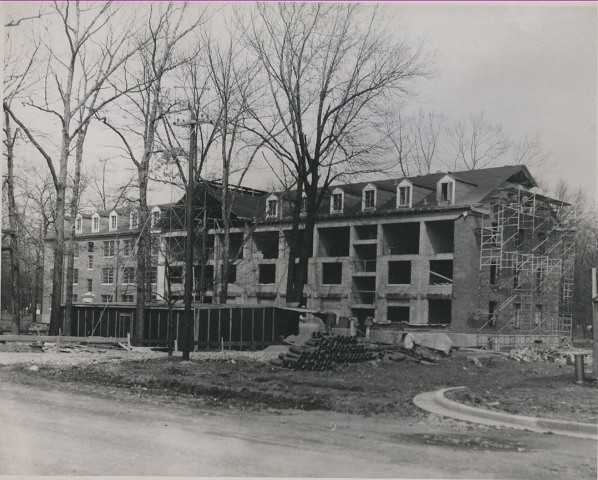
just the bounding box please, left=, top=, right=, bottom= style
left=477, top=186, right=574, bottom=349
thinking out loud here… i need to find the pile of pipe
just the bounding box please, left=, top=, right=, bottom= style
left=271, top=333, right=375, bottom=371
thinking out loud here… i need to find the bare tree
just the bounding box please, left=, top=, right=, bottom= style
left=4, top=1, right=141, bottom=335
left=2, top=26, right=40, bottom=333
left=202, top=21, right=263, bottom=304
left=99, top=3, right=204, bottom=347
left=384, top=109, right=413, bottom=177
left=409, top=109, right=445, bottom=175
left=85, top=158, right=136, bottom=211
left=244, top=3, right=428, bottom=304
left=446, top=111, right=510, bottom=171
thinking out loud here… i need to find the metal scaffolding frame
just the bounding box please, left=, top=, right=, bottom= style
left=477, top=186, right=574, bottom=348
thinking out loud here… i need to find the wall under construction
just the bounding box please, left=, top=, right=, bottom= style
left=477, top=187, right=574, bottom=347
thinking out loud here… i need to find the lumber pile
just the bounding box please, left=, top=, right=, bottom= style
left=271, top=333, right=376, bottom=371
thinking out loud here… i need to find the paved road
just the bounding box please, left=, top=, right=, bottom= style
left=0, top=380, right=596, bottom=478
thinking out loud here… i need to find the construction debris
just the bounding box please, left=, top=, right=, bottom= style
left=504, top=346, right=592, bottom=365
left=271, top=333, right=377, bottom=371
left=40, top=342, right=106, bottom=354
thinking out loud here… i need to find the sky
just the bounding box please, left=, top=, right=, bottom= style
left=3, top=2, right=597, bottom=206
left=397, top=2, right=596, bottom=200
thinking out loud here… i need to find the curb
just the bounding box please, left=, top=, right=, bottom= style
left=413, top=387, right=597, bottom=440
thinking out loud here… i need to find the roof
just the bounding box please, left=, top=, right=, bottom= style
left=266, top=165, right=542, bottom=218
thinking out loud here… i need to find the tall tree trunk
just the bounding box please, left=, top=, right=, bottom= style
left=134, top=170, right=149, bottom=345
left=64, top=128, right=86, bottom=336
left=5, top=109, right=21, bottom=333
left=219, top=134, right=231, bottom=304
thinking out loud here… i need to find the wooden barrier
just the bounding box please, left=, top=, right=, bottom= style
left=0, top=335, right=128, bottom=344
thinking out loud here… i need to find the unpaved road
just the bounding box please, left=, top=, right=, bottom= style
left=0, top=381, right=595, bottom=478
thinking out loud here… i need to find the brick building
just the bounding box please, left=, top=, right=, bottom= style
left=42, top=165, right=573, bottom=341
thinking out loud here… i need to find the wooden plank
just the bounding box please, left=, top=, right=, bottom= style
left=0, top=335, right=128, bottom=343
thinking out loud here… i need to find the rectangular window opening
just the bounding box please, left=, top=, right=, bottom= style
left=388, top=261, right=411, bottom=285
left=429, top=260, right=453, bottom=285
left=258, top=264, right=276, bottom=284
left=322, top=262, right=342, bottom=285
left=428, top=299, right=452, bottom=325
left=387, top=306, right=410, bottom=323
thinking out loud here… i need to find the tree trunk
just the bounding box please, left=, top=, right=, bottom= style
left=64, top=123, right=89, bottom=335
left=219, top=141, right=231, bottom=304
left=49, top=182, right=66, bottom=335
left=134, top=170, right=149, bottom=345
left=5, top=109, right=21, bottom=333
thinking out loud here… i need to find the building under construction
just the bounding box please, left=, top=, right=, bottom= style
left=42, top=165, right=575, bottom=347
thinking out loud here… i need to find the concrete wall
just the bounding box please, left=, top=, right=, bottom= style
left=451, top=212, right=483, bottom=332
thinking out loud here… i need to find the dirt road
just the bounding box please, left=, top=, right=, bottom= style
left=0, top=380, right=595, bottom=478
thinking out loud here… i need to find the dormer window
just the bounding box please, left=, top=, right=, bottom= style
left=300, top=195, right=307, bottom=216
left=266, top=195, right=278, bottom=218
left=437, top=175, right=455, bottom=205
left=362, top=184, right=376, bottom=210
left=75, top=215, right=83, bottom=234
left=91, top=213, right=100, bottom=233
left=150, top=207, right=161, bottom=229
left=397, top=180, right=413, bottom=208
left=109, top=211, right=118, bottom=231
left=330, top=188, right=344, bottom=214
left=129, top=211, right=138, bottom=230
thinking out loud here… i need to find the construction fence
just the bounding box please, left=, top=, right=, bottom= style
left=59, top=304, right=300, bottom=349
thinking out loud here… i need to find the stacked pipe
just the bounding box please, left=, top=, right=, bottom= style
left=270, top=333, right=375, bottom=371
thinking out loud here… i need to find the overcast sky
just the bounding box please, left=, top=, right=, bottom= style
left=399, top=2, right=596, bottom=200
left=3, top=2, right=597, bottom=205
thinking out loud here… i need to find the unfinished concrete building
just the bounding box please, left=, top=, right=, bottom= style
left=42, top=165, right=574, bottom=346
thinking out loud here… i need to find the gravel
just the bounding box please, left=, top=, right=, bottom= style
left=0, top=347, right=282, bottom=367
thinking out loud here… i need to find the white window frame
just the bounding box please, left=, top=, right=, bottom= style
left=101, top=267, right=114, bottom=285
left=87, top=255, right=94, bottom=270
left=122, top=267, right=136, bottom=285
left=73, top=268, right=79, bottom=285
left=103, top=240, right=115, bottom=258
left=75, top=215, right=83, bottom=234
left=91, top=213, right=100, bottom=233
left=150, top=206, right=161, bottom=229
left=149, top=266, right=158, bottom=285
left=300, top=194, right=307, bottom=216
left=129, top=211, right=139, bottom=230
left=109, top=211, right=118, bottom=231
left=362, top=184, right=376, bottom=211
left=437, top=175, right=456, bottom=204
left=397, top=180, right=413, bottom=208
left=86, top=278, right=93, bottom=292
left=122, top=239, right=133, bottom=257
left=330, top=188, right=344, bottom=214
left=266, top=194, right=278, bottom=218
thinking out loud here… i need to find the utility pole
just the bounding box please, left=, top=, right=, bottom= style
left=175, top=110, right=198, bottom=361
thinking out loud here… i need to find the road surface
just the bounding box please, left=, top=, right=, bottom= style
left=0, top=380, right=595, bottom=478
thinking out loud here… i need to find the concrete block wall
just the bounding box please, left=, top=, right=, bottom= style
left=451, top=212, right=483, bottom=332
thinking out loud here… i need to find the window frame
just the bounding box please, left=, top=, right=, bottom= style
left=266, top=195, right=278, bottom=218
left=129, top=211, right=138, bottom=230
left=103, top=240, right=115, bottom=258
left=75, top=215, right=83, bottom=234
left=330, top=188, right=344, bottom=214
left=91, top=213, right=100, bottom=232
left=122, top=267, right=136, bottom=285
left=150, top=207, right=161, bottom=229
left=362, top=185, right=376, bottom=210
left=397, top=180, right=413, bottom=208
left=109, top=211, right=118, bottom=231
left=101, top=267, right=115, bottom=285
